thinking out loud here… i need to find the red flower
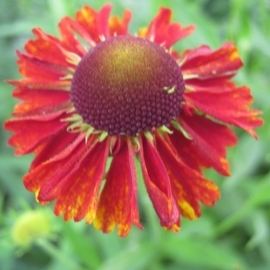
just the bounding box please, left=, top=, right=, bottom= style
left=4, top=4, right=263, bottom=236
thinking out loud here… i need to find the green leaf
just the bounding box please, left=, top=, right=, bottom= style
left=62, top=223, right=101, bottom=269
left=162, top=236, right=246, bottom=269
left=215, top=173, right=270, bottom=236
left=98, top=242, right=156, bottom=270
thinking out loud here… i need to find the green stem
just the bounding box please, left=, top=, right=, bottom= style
left=36, top=238, right=82, bottom=270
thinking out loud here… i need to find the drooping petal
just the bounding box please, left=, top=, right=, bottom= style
left=156, top=134, right=220, bottom=217
left=4, top=112, right=68, bottom=155
left=178, top=113, right=237, bottom=176
left=156, top=135, right=199, bottom=218
left=53, top=139, right=109, bottom=222
left=12, top=101, right=70, bottom=118
left=139, top=135, right=180, bottom=231
left=7, top=78, right=71, bottom=90
left=93, top=138, right=142, bottom=237
left=182, top=42, right=243, bottom=79
left=168, top=126, right=209, bottom=173
left=141, top=7, right=195, bottom=48
left=23, top=133, right=85, bottom=192
left=35, top=137, right=91, bottom=202
left=17, top=51, right=70, bottom=80
left=30, top=129, right=80, bottom=170
left=12, top=87, right=70, bottom=115
left=185, top=77, right=236, bottom=92
left=185, top=86, right=263, bottom=138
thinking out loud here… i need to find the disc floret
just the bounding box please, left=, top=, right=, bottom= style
left=71, top=36, right=185, bottom=136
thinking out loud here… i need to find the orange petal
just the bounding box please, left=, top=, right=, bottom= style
left=93, top=139, right=142, bottom=237
left=168, top=126, right=210, bottom=173
left=182, top=42, right=243, bottom=79
left=24, top=133, right=85, bottom=191
left=185, top=86, right=263, bottom=138
left=12, top=87, right=70, bottom=115
left=139, top=135, right=180, bottom=231
left=17, top=51, right=70, bottom=80
left=12, top=101, right=70, bottom=119
left=144, top=7, right=195, bottom=48
left=37, top=137, right=96, bottom=203
left=109, top=9, right=132, bottom=36
left=53, top=139, right=109, bottom=222
left=179, top=113, right=237, bottom=176
left=7, top=78, right=71, bottom=90
left=185, top=77, right=236, bottom=91
left=156, top=134, right=220, bottom=218
left=58, top=17, right=86, bottom=56
left=75, top=4, right=112, bottom=44
left=31, top=129, right=80, bottom=169
left=25, top=28, right=74, bottom=68
left=4, top=112, right=68, bottom=155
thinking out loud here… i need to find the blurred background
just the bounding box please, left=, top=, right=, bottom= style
left=0, top=0, right=270, bottom=269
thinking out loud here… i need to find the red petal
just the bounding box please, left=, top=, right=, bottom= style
left=185, top=86, right=263, bottom=138
left=109, top=10, right=132, bottom=36
left=156, top=134, right=220, bottom=218
left=11, top=101, right=70, bottom=119
left=182, top=42, right=243, bottom=79
left=75, top=4, right=112, bottom=44
left=25, top=28, right=74, bottom=68
left=7, top=78, right=71, bottom=90
left=139, top=135, right=180, bottom=231
left=186, top=77, right=236, bottom=92
left=17, top=51, right=69, bottom=80
left=168, top=127, right=209, bottom=173
left=60, top=16, right=95, bottom=47
left=53, top=139, right=109, bottom=222
left=12, top=87, right=70, bottom=115
left=30, top=128, right=80, bottom=170
left=145, top=7, right=195, bottom=48
left=93, top=139, right=142, bottom=237
left=179, top=113, right=237, bottom=176
left=4, top=112, right=68, bottom=155
left=58, top=17, right=86, bottom=56
left=97, top=4, right=113, bottom=38
left=36, top=138, right=91, bottom=202
left=23, top=133, right=85, bottom=192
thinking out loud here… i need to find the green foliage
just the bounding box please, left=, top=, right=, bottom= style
left=1, top=0, right=270, bottom=269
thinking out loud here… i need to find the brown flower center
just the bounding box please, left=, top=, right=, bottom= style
left=71, top=36, right=184, bottom=136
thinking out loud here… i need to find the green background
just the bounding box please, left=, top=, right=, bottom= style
left=0, top=0, right=270, bottom=269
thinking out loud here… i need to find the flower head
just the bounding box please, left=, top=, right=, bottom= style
left=5, top=4, right=263, bottom=236
left=12, top=210, right=52, bottom=247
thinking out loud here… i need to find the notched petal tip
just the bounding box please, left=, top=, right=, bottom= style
left=109, top=9, right=132, bottom=36
left=75, top=3, right=114, bottom=44
left=142, top=7, right=195, bottom=48
left=185, top=85, right=263, bottom=139
left=93, top=139, right=142, bottom=237
left=182, top=42, right=243, bottom=79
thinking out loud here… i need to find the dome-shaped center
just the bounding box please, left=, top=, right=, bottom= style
left=71, top=36, right=185, bottom=136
